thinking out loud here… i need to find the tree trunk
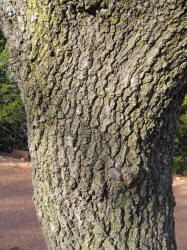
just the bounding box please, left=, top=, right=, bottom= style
left=1, top=1, right=186, bottom=249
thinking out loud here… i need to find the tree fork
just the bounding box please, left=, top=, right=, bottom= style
left=0, top=1, right=186, bottom=249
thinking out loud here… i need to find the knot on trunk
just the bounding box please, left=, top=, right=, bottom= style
left=121, top=169, right=145, bottom=187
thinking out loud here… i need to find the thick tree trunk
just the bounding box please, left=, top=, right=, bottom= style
left=1, top=1, right=186, bottom=249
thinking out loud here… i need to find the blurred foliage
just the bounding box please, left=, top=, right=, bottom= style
left=173, top=95, right=187, bottom=176
left=0, top=30, right=25, bottom=124
left=0, top=29, right=27, bottom=152
left=0, top=82, right=25, bottom=123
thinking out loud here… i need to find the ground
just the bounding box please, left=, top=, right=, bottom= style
left=173, top=176, right=187, bottom=250
left=0, top=153, right=186, bottom=250
left=0, top=153, right=45, bottom=250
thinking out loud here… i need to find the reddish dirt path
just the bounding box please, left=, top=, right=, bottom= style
left=0, top=153, right=187, bottom=250
left=173, top=176, right=187, bottom=250
left=0, top=153, right=45, bottom=250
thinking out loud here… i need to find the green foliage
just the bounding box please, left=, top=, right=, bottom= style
left=0, top=31, right=8, bottom=85
left=0, top=30, right=25, bottom=125
left=173, top=95, right=187, bottom=176
left=0, top=29, right=27, bottom=152
left=0, top=85, right=24, bottom=123
left=173, top=156, right=187, bottom=176
left=0, top=45, right=9, bottom=71
left=0, top=29, right=6, bottom=52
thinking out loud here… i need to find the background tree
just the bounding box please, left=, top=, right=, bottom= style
left=0, top=1, right=186, bottom=249
left=173, top=95, right=187, bottom=176
left=0, top=29, right=27, bottom=152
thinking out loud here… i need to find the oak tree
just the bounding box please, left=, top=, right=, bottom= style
left=0, top=1, right=186, bottom=249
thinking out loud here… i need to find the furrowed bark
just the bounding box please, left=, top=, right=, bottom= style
left=0, top=0, right=186, bottom=249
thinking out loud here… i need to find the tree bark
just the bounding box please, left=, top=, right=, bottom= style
left=0, top=1, right=186, bottom=249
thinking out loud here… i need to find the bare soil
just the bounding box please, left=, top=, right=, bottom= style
left=173, top=176, right=187, bottom=250
left=0, top=153, right=45, bottom=250
left=0, top=153, right=186, bottom=250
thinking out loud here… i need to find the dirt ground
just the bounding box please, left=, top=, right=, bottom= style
left=173, top=176, right=187, bottom=250
left=0, top=153, right=187, bottom=250
left=0, top=153, right=45, bottom=250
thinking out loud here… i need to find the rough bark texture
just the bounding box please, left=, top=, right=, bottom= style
left=0, top=1, right=186, bottom=249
